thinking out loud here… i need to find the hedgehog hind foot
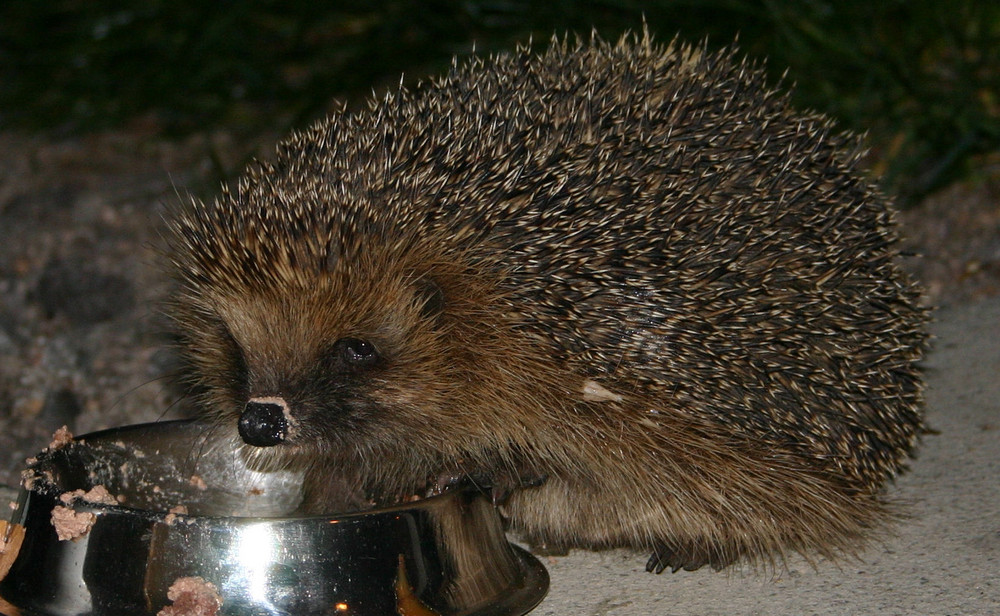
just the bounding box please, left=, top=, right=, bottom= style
left=645, top=542, right=734, bottom=574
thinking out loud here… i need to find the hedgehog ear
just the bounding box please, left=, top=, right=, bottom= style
left=414, top=277, right=445, bottom=322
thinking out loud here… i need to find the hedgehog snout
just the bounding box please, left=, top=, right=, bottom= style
left=239, top=396, right=291, bottom=447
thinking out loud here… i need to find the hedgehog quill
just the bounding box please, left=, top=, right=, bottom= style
left=166, top=32, right=927, bottom=573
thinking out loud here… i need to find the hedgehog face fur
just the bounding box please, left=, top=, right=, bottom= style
left=167, top=32, right=927, bottom=572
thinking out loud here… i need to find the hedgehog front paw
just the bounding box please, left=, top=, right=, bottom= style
left=645, top=542, right=732, bottom=573
left=434, top=466, right=546, bottom=505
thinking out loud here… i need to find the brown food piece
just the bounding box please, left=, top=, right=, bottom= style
left=164, top=505, right=189, bottom=526
left=47, top=426, right=74, bottom=451
left=188, top=475, right=207, bottom=491
left=25, top=469, right=56, bottom=493
left=85, top=485, right=119, bottom=505
left=58, top=485, right=119, bottom=506
left=58, top=491, right=81, bottom=504
left=157, top=576, right=222, bottom=616
left=50, top=505, right=96, bottom=541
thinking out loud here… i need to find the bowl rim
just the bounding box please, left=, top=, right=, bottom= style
left=22, top=418, right=464, bottom=523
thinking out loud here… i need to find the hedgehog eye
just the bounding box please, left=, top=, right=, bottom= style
left=335, top=337, right=379, bottom=370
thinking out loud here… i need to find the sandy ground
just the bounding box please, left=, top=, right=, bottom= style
left=0, top=130, right=998, bottom=614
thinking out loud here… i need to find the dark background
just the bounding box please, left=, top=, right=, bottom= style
left=2, top=0, right=998, bottom=202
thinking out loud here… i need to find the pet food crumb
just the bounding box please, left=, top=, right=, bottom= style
left=157, top=576, right=222, bottom=616
left=22, top=468, right=54, bottom=492
left=51, top=505, right=96, bottom=541
left=47, top=426, right=74, bottom=451
left=164, top=505, right=189, bottom=526
left=58, top=485, right=119, bottom=506
left=188, top=475, right=207, bottom=491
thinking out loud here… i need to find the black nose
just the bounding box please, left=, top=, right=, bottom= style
left=238, top=398, right=289, bottom=447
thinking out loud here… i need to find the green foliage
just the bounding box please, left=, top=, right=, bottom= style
left=1, top=0, right=997, bottom=201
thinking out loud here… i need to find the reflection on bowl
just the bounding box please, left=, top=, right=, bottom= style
left=0, top=420, right=548, bottom=616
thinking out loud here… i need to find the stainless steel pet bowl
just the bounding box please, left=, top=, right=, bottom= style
left=0, top=420, right=548, bottom=616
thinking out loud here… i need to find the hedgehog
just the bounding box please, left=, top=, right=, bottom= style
left=165, top=31, right=927, bottom=573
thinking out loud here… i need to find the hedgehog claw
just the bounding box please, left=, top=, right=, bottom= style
left=646, top=543, right=720, bottom=573
left=645, top=552, right=668, bottom=574
left=434, top=468, right=546, bottom=505
left=486, top=473, right=548, bottom=505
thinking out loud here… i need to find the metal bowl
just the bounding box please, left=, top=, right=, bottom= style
left=0, top=420, right=548, bottom=616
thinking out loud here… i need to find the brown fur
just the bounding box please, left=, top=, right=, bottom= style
left=165, top=32, right=927, bottom=572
